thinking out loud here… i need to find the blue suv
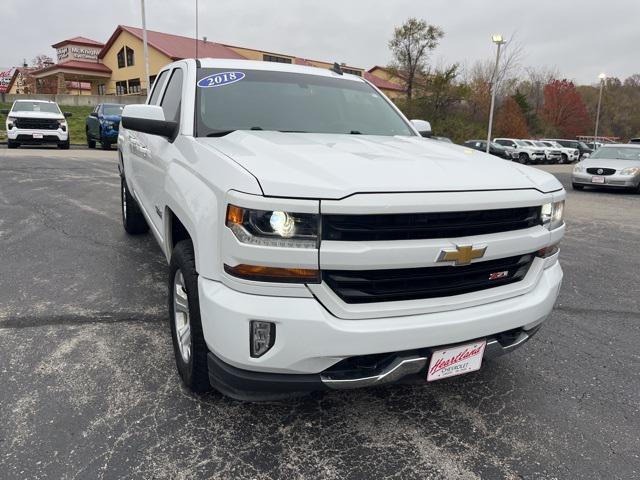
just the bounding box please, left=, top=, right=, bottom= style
left=86, top=103, right=125, bottom=150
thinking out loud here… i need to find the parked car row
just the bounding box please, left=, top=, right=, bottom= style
left=459, top=137, right=589, bottom=164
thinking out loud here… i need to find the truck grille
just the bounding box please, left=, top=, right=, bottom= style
left=586, top=167, right=616, bottom=176
left=323, top=253, right=535, bottom=304
left=14, top=118, right=60, bottom=130
left=322, top=206, right=541, bottom=241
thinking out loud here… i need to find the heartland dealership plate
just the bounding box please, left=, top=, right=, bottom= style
left=427, top=340, right=486, bottom=381
left=32, top=133, right=43, bottom=139
left=591, top=176, right=606, bottom=184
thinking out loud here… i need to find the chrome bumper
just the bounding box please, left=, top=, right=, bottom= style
left=320, top=327, right=540, bottom=390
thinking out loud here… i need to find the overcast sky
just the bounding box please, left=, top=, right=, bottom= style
left=2, top=0, right=638, bottom=84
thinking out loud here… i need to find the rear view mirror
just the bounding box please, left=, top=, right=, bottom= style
left=410, top=119, right=432, bottom=138
left=90, top=112, right=99, bottom=118
left=63, top=112, right=73, bottom=118
left=121, top=104, right=178, bottom=141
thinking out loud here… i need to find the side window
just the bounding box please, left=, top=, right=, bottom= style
left=160, top=68, right=184, bottom=123
left=148, top=70, right=169, bottom=105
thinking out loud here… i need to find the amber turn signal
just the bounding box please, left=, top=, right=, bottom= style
left=226, top=204, right=245, bottom=225
left=224, top=264, right=321, bottom=284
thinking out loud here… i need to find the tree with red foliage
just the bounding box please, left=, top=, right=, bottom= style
left=542, top=79, right=591, bottom=138
left=495, top=97, right=529, bottom=138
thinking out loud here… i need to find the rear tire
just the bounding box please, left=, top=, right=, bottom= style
left=7, top=140, right=19, bottom=149
left=87, top=129, right=96, bottom=149
left=121, top=178, right=149, bottom=234
left=572, top=183, right=584, bottom=191
left=169, top=240, right=211, bottom=393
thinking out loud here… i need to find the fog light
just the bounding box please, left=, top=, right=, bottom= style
left=250, top=321, right=276, bottom=358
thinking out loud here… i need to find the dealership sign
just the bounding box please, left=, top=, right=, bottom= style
left=0, top=68, right=16, bottom=93
left=57, top=45, right=100, bottom=62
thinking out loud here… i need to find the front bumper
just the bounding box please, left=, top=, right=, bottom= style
left=8, top=128, right=68, bottom=143
left=572, top=172, right=640, bottom=188
left=198, top=259, right=562, bottom=379
left=208, top=325, right=542, bottom=400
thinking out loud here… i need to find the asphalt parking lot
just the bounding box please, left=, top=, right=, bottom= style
left=1, top=147, right=639, bottom=480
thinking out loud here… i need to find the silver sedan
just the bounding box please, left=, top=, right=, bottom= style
left=572, top=144, right=640, bottom=192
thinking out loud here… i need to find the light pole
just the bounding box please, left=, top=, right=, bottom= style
left=486, top=34, right=506, bottom=153
left=140, top=0, right=150, bottom=97
left=594, top=73, right=606, bottom=145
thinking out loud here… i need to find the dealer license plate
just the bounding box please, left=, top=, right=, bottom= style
left=32, top=133, right=43, bottom=139
left=427, top=340, right=486, bottom=381
left=591, top=176, right=605, bottom=184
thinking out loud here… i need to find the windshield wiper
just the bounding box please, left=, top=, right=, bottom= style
left=206, top=130, right=236, bottom=137
left=206, top=127, right=263, bottom=137
left=279, top=130, right=308, bottom=133
left=350, top=130, right=362, bottom=135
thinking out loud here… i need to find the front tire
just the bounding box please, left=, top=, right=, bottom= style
left=7, top=140, right=19, bottom=149
left=169, top=240, right=211, bottom=393
left=518, top=152, right=529, bottom=164
left=58, top=140, right=70, bottom=150
left=560, top=154, right=568, bottom=164
left=120, top=178, right=149, bottom=234
left=572, top=183, right=584, bottom=191
left=101, top=137, right=111, bottom=150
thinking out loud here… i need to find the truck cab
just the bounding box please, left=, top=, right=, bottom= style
left=118, top=59, right=565, bottom=400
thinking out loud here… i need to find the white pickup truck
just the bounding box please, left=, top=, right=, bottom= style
left=118, top=59, right=565, bottom=400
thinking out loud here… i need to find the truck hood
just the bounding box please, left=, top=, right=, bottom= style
left=9, top=111, right=64, bottom=120
left=197, top=131, right=562, bottom=199
left=101, top=114, right=121, bottom=122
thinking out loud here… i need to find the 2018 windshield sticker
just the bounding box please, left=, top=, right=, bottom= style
left=197, top=72, right=245, bottom=88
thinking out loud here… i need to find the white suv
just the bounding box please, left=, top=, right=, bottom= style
left=2, top=100, right=71, bottom=149
left=118, top=59, right=565, bottom=400
left=493, top=138, right=546, bottom=164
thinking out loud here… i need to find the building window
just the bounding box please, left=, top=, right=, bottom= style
left=126, top=47, right=135, bottom=67
left=128, top=78, right=141, bottom=94
left=116, top=80, right=128, bottom=95
left=263, top=54, right=292, bottom=64
left=117, top=48, right=126, bottom=68
left=342, top=68, right=362, bottom=77
left=97, top=84, right=106, bottom=95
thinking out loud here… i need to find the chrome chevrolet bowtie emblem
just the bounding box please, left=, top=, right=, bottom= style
left=437, top=244, right=487, bottom=266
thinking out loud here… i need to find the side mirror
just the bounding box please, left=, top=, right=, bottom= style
left=63, top=112, right=72, bottom=118
left=410, top=119, right=432, bottom=138
left=0, top=109, right=9, bottom=115
left=90, top=112, right=99, bottom=118
left=121, top=104, right=178, bottom=141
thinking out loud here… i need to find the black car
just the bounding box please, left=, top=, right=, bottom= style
left=463, top=140, right=513, bottom=160
left=543, top=139, right=593, bottom=159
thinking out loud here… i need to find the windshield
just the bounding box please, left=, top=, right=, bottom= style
left=534, top=141, right=547, bottom=147
left=515, top=140, right=529, bottom=147
left=196, top=69, right=414, bottom=137
left=11, top=101, right=60, bottom=114
left=103, top=104, right=124, bottom=116
left=578, top=142, right=590, bottom=149
left=589, top=146, right=640, bottom=161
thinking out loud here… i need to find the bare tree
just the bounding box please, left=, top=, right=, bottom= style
left=388, top=17, right=444, bottom=103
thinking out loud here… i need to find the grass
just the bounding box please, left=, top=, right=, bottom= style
left=1, top=102, right=93, bottom=145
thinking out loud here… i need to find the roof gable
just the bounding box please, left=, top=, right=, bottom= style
left=99, top=25, right=245, bottom=61
left=52, top=36, right=105, bottom=49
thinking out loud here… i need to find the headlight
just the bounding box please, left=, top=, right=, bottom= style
left=7, top=116, right=16, bottom=129
left=104, top=120, right=116, bottom=128
left=225, top=205, right=318, bottom=248
left=58, top=119, right=67, bottom=131
left=620, top=167, right=640, bottom=176
left=573, top=163, right=584, bottom=173
left=541, top=201, right=564, bottom=231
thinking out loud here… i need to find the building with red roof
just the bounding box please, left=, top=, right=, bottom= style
left=22, top=26, right=404, bottom=98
